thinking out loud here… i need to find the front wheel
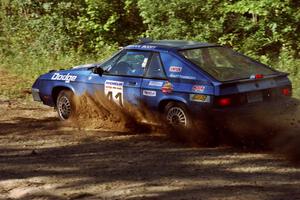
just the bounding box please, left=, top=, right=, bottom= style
left=56, top=90, right=76, bottom=120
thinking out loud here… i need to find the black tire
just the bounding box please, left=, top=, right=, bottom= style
left=164, top=102, right=192, bottom=128
left=164, top=101, right=217, bottom=146
left=56, top=90, right=76, bottom=120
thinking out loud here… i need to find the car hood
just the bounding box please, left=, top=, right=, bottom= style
left=38, top=63, right=99, bottom=81
left=72, top=63, right=100, bottom=70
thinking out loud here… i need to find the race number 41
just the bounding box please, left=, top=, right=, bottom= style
left=104, top=80, right=124, bottom=106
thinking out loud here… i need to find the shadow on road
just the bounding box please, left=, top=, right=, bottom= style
left=0, top=115, right=300, bottom=199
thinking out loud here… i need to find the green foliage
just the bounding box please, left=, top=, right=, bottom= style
left=275, top=49, right=300, bottom=97
left=138, top=0, right=300, bottom=59
left=222, top=0, right=300, bottom=60
left=138, top=0, right=224, bottom=41
left=77, top=0, right=145, bottom=52
left=0, top=0, right=299, bottom=98
left=0, top=0, right=144, bottom=55
left=1, top=1, right=81, bottom=58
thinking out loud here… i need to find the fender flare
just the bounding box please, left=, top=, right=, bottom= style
left=158, top=96, right=188, bottom=112
left=51, top=85, right=75, bottom=106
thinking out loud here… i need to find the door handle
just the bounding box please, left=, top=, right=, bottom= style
left=128, top=81, right=137, bottom=85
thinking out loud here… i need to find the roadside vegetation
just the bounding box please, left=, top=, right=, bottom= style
left=0, top=0, right=299, bottom=98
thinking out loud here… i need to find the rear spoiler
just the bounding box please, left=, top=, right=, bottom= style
left=216, top=72, right=290, bottom=96
left=220, top=72, right=289, bottom=85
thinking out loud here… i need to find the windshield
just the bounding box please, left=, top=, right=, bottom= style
left=180, top=47, right=277, bottom=81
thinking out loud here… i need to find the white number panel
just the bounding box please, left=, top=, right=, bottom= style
left=104, top=80, right=124, bottom=106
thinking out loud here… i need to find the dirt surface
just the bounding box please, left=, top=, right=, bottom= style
left=1, top=69, right=300, bottom=200
left=0, top=71, right=31, bottom=99
left=0, top=100, right=300, bottom=200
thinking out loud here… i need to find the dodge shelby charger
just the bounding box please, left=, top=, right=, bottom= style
left=32, top=40, right=293, bottom=127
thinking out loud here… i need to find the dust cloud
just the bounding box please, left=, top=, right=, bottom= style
left=220, top=98, right=300, bottom=161
left=67, top=92, right=300, bottom=162
left=67, top=92, right=157, bottom=133
left=67, top=92, right=216, bottom=146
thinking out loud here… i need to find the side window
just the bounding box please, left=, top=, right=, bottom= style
left=145, top=53, right=166, bottom=78
left=108, top=51, right=151, bottom=76
left=100, top=51, right=124, bottom=71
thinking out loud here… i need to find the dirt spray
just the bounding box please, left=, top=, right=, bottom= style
left=67, top=92, right=300, bottom=162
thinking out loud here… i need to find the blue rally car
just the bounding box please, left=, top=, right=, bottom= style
left=32, top=39, right=293, bottom=127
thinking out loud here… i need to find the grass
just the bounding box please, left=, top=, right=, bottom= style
left=0, top=70, right=30, bottom=99
left=0, top=50, right=115, bottom=99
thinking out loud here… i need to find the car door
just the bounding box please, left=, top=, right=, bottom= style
left=141, top=52, right=168, bottom=109
left=91, top=50, right=152, bottom=106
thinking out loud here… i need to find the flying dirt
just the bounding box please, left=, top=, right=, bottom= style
left=68, top=92, right=300, bottom=161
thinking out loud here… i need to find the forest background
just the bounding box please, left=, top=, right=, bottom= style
left=0, top=0, right=299, bottom=97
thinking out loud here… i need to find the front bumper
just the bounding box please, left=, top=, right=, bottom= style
left=31, top=88, right=42, bottom=101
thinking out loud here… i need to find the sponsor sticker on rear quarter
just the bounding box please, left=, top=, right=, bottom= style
left=143, top=90, right=156, bottom=97
left=169, top=74, right=196, bottom=80
left=192, top=85, right=205, bottom=93
left=161, top=81, right=173, bottom=94
left=190, top=94, right=210, bottom=103
left=169, top=66, right=182, bottom=73
left=149, top=81, right=163, bottom=87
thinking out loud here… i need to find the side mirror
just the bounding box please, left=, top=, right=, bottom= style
left=92, top=67, right=104, bottom=76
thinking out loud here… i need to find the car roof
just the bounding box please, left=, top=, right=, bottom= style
left=125, top=40, right=218, bottom=51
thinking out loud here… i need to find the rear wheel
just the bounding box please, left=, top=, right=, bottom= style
left=56, top=90, right=76, bottom=120
left=164, top=102, right=192, bottom=128
left=164, top=101, right=216, bottom=146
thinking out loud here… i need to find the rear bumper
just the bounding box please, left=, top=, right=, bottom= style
left=31, top=88, right=42, bottom=102
left=210, top=97, right=299, bottom=120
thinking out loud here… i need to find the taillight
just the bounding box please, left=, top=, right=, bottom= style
left=217, top=97, right=232, bottom=107
left=250, top=74, right=264, bottom=79
left=282, top=87, right=292, bottom=96
left=255, top=74, right=264, bottom=79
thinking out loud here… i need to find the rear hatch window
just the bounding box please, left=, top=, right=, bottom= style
left=180, top=47, right=278, bottom=81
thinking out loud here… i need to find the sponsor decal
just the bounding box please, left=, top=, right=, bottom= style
left=149, top=81, right=163, bottom=87
left=192, top=85, right=205, bottom=92
left=105, top=80, right=124, bottom=106
left=169, top=74, right=196, bottom=80
left=143, top=90, right=157, bottom=97
left=141, top=45, right=156, bottom=49
left=142, top=58, right=149, bottom=68
left=169, top=66, right=182, bottom=73
left=161, top=81, right=173, bottom=94
left=190, top=94, right=210, bottom=103
left=129, top=45, right=157, bottom=49
left=51, top=73, right=77, bottom=83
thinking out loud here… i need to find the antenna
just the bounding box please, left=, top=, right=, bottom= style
left=138, top=37, right=153, bottom=44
